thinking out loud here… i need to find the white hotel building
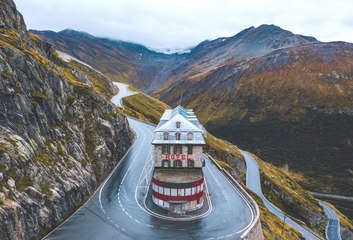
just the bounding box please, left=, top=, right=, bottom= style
left=151, top=106, right=206, bottom=214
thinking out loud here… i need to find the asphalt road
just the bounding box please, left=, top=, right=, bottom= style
left=320, top=202, right=342, bottom=240
left=44, top=118, right=254, bottom=240
left=310, top=192, right=353, bottom=202
left=111, top=82, right=137, bottom=108
left=241, top=150, right=322, bottom=240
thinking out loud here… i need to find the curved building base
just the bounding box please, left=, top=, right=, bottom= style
left=151, top=169, right=204, bottom=214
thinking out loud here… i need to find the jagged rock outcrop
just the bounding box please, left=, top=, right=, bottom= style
left=0, top=0, right=28, bottom=40
left=0, top=1, right=132, bottom=239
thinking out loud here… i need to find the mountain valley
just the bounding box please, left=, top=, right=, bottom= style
left=1, top=0, right=353, bottom=239
left=35, top=24, right=353, bottom=199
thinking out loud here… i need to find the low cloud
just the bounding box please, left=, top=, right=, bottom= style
left=16, top=0, right=353, bottom=50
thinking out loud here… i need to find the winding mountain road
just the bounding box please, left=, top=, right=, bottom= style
left=44, top=118, right=255, bottom=239
left=43, top=83, right=341, bottom=240
left=241, top=150, right=321, bottom=239
left=241, top=150, right=342, bottom=240
left=111, top=82, right=137, bottom=108
left=320, top=202, right=342, bottom=240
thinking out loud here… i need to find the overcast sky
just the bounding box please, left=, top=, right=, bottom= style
left=16, top=0, right=353, bottom=51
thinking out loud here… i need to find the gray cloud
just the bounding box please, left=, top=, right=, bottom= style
left=16, top=0, right=353, bottom=51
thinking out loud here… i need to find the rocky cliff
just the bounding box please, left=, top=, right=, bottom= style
left=0, top=0, right=133, bottom=239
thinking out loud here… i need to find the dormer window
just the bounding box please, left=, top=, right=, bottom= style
left=176, top=121, right=181, bottom=128
left=175, top=132, right=181, bottom=140
left=187, top=132, right=193, bottom=140
left=163, top=132, right=169, bottom=140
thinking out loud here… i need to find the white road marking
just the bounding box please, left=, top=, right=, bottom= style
left=205, top=156, right=255, bottom=237
left=134, top=133, right=214, bottom=222
left=206, top=164, right=231, bottom=207
left=98, top=131, right=138, bottom=212
left=42, top=124, right=137, bottom=239
left=59, top=119, right=256, bottom=239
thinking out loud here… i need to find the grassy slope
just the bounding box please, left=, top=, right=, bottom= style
left=122, top=93, right=170, bottom=124
left=119, top=92, right=328, bottom=238
left=67, top=61, right=117, bottom=99
left=28, top=32, right=117, bottom=100
left=251, top=154, right=326, bottom=235
left=249, top=193, right=304, bottom=240
left=204, top=133, right=247, bottom=183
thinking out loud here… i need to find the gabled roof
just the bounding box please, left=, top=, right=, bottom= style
left=155, top=105, right=203, bottom=132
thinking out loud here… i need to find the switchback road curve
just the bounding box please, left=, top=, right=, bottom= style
left=44, top=118, right=255, bottom=240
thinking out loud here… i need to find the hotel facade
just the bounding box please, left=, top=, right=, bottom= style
left=151, top=106, right=206, bottom=214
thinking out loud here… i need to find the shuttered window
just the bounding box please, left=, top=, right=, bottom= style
left=174, top=146, right=182, bottom=154
left=188, top=146, right=192, bottom=154
left=162, top=145, right=171, bottom=154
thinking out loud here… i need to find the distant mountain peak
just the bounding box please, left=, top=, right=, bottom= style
left=190, top=24, right=318, bottom=60
left=246, top=24, right=299, bottom=40
left=59, top=28, right=77, bottom=34
left=255, top=24, right=285, bottom=31
left=251, top=24, right=318, bottom=43
left=57, top=29, right=96, bottom=40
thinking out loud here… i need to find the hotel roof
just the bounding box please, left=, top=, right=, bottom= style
left=152, top=105, right=206, bottom=145
left=156, top=106, right=204, bottom=132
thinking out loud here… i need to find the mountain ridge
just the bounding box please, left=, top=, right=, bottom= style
left=30, top=28, right=186, bottom=90
left=32, top=24, right=323, bottom=92
left=32, top=20, right=353, bottom=217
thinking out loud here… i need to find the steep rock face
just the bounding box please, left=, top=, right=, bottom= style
left=0, top=0, right=28, bottom=40
left=0, top=1, right=132, bottom=239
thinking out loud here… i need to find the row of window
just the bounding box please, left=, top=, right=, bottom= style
left=163, top=132, right=193, bottom=140
left=153, top=196, right=171, bottom=208
left=152, top=183, right=203, bottom=196
left=161, top=145, right=193, bottom=154
left=152, top=196, right=202, bottom=209
left=161, top=159, right=194, bottom=168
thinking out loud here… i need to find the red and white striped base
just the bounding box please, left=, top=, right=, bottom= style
left=151, top=177, right=204, bottom=212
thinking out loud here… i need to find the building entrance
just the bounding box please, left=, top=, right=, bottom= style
left=170, top=202, right=186, bottom=214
